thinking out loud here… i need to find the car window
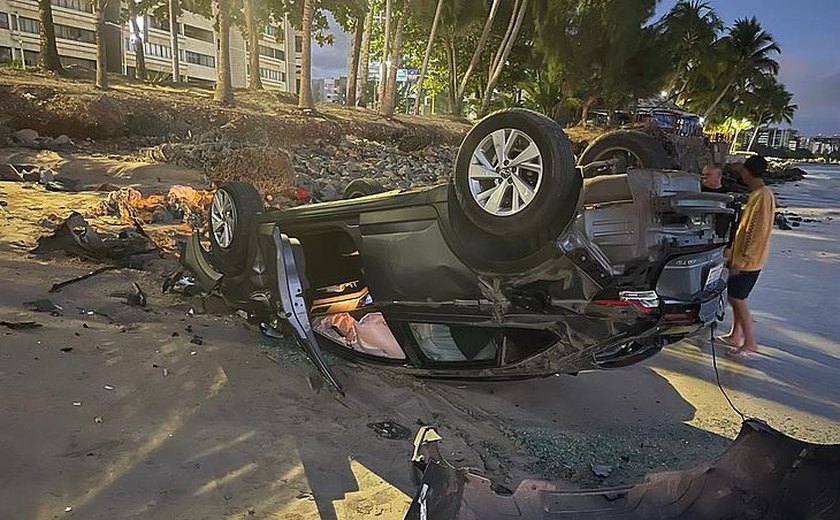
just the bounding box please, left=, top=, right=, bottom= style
left=409, top=323, right=498, bottom=362
left=312, top=312, right=405, bottom=360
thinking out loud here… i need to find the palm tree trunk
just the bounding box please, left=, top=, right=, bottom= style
left=445, top=35, right=458, bottom=115
left=297, top=0, right=315, bottom=110
left=479, top=0, right=527, bottom=117
left=356, top=5, right=373, bottom=107
left=346, top=13, right=364, bottom=106
left=454, top=0, right=501, bottom=114
left=168, top=0, right=180, bottom=83
left=94, top=0, right=108, bottom=89
left=746, top=117, right=765, bottom=152
left=380, top=0, right=411, bottom=117
left=703, top=80, right=734, bottom=123
left=412, top=0, right=443, bottom=115
left=377, top=0, right=393, bottom=111
left=214, top=0, right=234, bottom=105
left=37, top=0, right=63, bottom=73
left=129, top=16, right=147, bottom=80
left=244, top=0, right=263, bottom=91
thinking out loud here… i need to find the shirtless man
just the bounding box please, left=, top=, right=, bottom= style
left=719, top=156, right=776, bottom=356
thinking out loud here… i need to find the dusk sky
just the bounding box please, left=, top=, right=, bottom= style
left=313, top=1, right=840, bottom=135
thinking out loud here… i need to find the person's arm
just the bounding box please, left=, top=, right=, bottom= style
left=731, top=191, right=773, bottom=271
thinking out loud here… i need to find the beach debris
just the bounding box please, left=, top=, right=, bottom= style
left=24, top=299, right=64, bottom=315
left=104, top=384, right=114, bottom=391
left=94, top=415, right=103, bottom=424
left=31, top=212, right=157, bottom=268
left=591, top=464, right=613, bottom=478
left=89, top=185, right=212, bottom=227
left=72, top=401, right=81, bottom=406
left=109, top=282, right=147, bottom=307
left=0, top=320, right=42, bottom=330
left=50, top=266, right=120, bottom=293
left=368, top=420, right=412, bottom=440
left=64, top=506, right=72, bottom=513
left=190, top=335, right=203, bottom=345
left=60, top=347, right=73, bottom=353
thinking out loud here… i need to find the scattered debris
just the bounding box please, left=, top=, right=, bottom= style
left=31, top=212, right=157, bottom=267
left=89, top=185, right=212, bottom=226
left=162, top=270, right=197, bottom=295
left=368, top=421, right=412, bottom=440
left=109, top=282, right=147, bottom=307
left=60, top=347, right=73, bottom=353
left=104, top=384, right=114, bottom=391
left=0, top=320, right=42, bottom=330
left=72, top=401, right=81, bottom=406
left=24, top=299, right=64, bottom=315
left=93, top=416, right=103, bottom=424
left=49, top=266, right=120, bottom=293
left=189, top=335, right=203, bottom=345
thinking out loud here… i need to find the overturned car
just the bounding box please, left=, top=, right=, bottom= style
left=182, top=109, right=733, bottom=392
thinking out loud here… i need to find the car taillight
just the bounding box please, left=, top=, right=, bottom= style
left=595, top=291, right=659, bottom=313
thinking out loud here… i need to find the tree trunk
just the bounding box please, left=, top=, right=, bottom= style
left=445, top=35, right=458, bottom=115
left=129, top=16, right=147, bottom=81
left=346, top=13, right=364, bottom=106
left=37, top=0, right=63, bottom=73
left=703, top=80, right=734, bottom=123
left=168, top=0, right=181, bottom=82
left=377, top=0, right=393, bottom=111
left=297, top=0, right=315, bottom=110
left=243, top=0, right=262, bottom=90
left=412, top=0, right=443, bottom=115
left=454, top=0, right=501, bottom=114
left=488, top=0, right=519, bottom=80
left=579, top=96, right=596, bottom=127
left=214, top=0, right=234, bottom=105
left=479, top=0, right=527, bottom=117
left=380, top=1, right=410, bottom=117
left=94, top=0, right=108, bottom=89
left=356, top=5, right=374, bottom=107
left=746, top=117, right=765, bottom=152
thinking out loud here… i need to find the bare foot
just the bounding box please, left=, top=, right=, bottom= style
left=716, top=334, right=743, bottom=348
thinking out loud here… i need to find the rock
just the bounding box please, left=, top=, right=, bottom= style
left=591, top=464, right=613, bottom=478
left=13, top=128, right=39, bottom=143
left=52, top=134, right=74, bottom=147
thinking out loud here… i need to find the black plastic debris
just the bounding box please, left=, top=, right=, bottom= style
left=109, top=282, right=147, bottom=307
left=368, top=421, right=412, bottom=440
left=31, top=212, right=157, bottom=268
left=0, top=320, right=43, bottom=330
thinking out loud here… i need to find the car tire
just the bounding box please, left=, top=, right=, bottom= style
left=344, top=178, right=386, bottom=199
left=578, top=130, right=673, bottom=177
left=208, top=181, right=264, bottom=275
left=453, top=109, right=580, bottom=238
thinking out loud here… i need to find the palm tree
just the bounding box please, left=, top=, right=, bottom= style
left=168, top=0, right=181, bottom=83
left=37, top=0, right=63, bottom=72
left=94, top=0, right=109, bottom=89
left=746, top=78, right=797, bottom=151
left=703, top=17, right=780, bottom=122
left=412, top=0, right=444, bottom=115
left=659, top=1, right=722, bottom=99
left=243, top=0, right=263, bottom=90
left=479, top=0, right=528, bottom=117
left=356, top=5, right=374, bottom=107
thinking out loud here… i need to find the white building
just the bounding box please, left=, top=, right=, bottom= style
left=0, top=0, right=302, bottom=92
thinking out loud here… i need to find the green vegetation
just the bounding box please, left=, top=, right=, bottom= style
left=32, top=0, right=796, bottom=130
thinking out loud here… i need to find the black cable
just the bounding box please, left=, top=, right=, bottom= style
left=709, top=322, right=748, bottom=422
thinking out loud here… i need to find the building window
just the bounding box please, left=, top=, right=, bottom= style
left=55, top=23, right=96, bottom=44
left=295, top=35, right=302, bottom=53
left=264, top=25, right=275, bottom=37
left=148, top=17, right=175, bottom=32
left=17, top=16, right=40, bottom=34
left=259, top=67, right=284, bottom=82
left=185, top=50, right=214, bottom=68
left=0, top=11, right=9, bottom=30
left=145, top=42, right=172, bottom=59
left=60, top=55, right=95, bottom=69
left=257, top=44, right=284, bottom=61
left=184, top=24, right=214, bottom=43
left=0, top=46, right=12, bottom=61
left=51, top=0, right=93, bottom=13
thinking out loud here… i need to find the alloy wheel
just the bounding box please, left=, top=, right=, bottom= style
left=210, top=189, right=237, bottom=249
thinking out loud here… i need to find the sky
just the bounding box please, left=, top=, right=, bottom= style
left=312, top=1, right=840, bottom=135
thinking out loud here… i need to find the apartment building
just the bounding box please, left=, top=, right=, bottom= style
left=0, top=0, right=302, bottom=92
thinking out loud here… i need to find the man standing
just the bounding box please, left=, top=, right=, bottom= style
left=719, top=156, right=776, bottom=357
left=701, top=163, right=724, bottom=193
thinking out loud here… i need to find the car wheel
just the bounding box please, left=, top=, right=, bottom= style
left=453, top=109, right=580, bottom=238
left=209, top=181, right=264, bottom=274
left=344, top=178, right=386, bottom=199
left=578, top=130, right=673, bottom=177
